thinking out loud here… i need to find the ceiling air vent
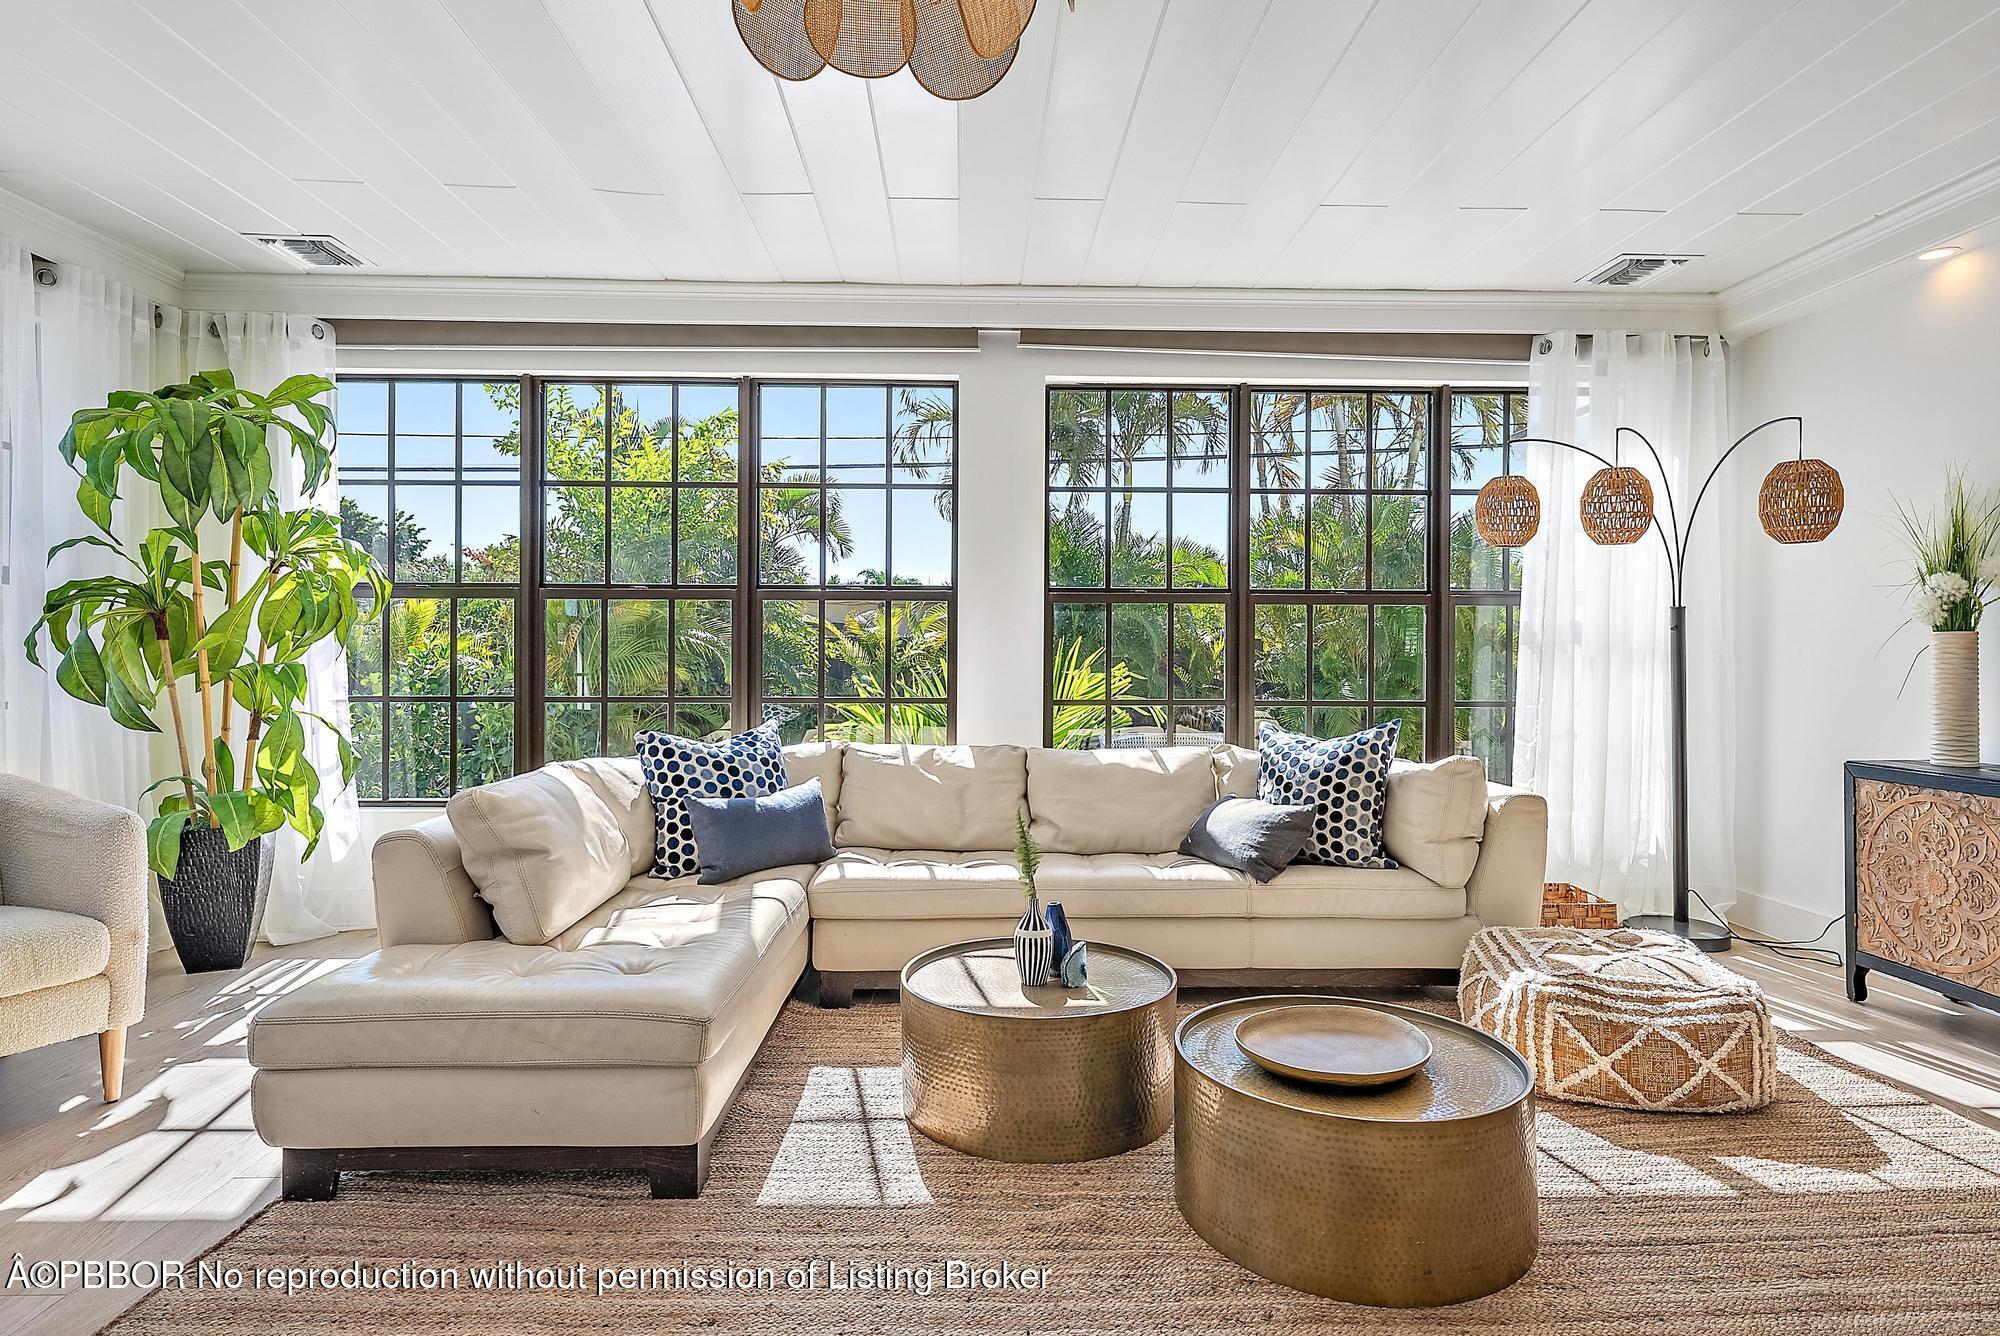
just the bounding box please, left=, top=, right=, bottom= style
left=247, top=234, right=367, bottom=268
left=1581, top=253, right=1698, bottom=286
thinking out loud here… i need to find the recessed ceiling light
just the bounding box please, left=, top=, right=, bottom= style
left=1918, top=245, right=1963, bottom=262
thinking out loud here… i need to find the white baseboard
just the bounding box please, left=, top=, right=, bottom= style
left=1729, top=888, right=1846, bottom=955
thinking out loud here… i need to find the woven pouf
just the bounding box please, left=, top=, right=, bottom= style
left=1459, top=926, right=1776, bottom=1113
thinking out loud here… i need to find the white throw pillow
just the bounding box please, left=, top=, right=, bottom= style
left=447, top=763, right=634, bottom=944
left=1383, top=755, right=1489, bottom=889
left=835, top=744, right=1026, bottom=851
left=1027, top=747, right=1218, bottom=854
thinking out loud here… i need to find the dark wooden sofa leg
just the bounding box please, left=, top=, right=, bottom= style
left=281, top=1149, right=340, bottom=1201
left=817, top=973, right=855, bottom=1009
left=647, top=1143, right=710, bottom=1199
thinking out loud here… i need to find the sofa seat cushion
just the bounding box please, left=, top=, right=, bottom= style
left=1255, top=865, right=1466, bottom=920
left=0, top=906, right=111, bottom=998
left=250, top=867, right=810, bottom=1072
left=807, top=850, right=1249, bottom=919
left=807, top=849, right=1020, bottom=920
left=1033, top=853, right=1249, bottom=917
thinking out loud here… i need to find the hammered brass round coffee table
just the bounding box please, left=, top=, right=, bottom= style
left=1176, top=995, right=1536, bottom=1307
left=900, top=938, right=1176, bottom=1163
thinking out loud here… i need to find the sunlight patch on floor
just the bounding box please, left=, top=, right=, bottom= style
left=757, top=1066, right=932, bottom=1207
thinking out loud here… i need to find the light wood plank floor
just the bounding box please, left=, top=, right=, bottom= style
left=2, top=933, right=1997, bottom=1335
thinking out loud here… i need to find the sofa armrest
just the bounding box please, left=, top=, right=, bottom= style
left=372, top=817, right=495, bottom=948
left=0, top=774, right=148, bottom=1025
left=1465, top=784, right=1548, bottom=930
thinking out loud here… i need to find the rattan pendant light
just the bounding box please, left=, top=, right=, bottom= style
left=1758, top=456, right=1845, bottom=543
left=1579, top=464, right=1655, bottom=545
left=734, top=0, right=1037, bottom=99
left=1474, top=474, right=1542, bottom=547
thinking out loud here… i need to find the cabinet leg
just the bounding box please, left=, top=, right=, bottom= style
left=1846, top=963, right=1869, bottom=1003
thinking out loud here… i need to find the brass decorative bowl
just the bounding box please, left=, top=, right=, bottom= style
left=1233, top=1004, right=1433, bottom=1087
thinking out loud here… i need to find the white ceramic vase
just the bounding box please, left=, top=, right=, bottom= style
left=1932, top=629, right=1980, bottom=767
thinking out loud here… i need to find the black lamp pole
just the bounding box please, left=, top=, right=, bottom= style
left=1510, top=417, right=1805, bottom=953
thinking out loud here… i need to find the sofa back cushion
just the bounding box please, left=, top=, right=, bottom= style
left=1382, top=755, right=1489, bottom=889
left=446, top=759, right=636, bottom=944
left=1026, top=746, right=1218, bottom=854
left=781, top=742, right=844, bottom=837
left=1215, top=744, right=1258, bottom=800
left=836, top=744, right=1027, bottom=851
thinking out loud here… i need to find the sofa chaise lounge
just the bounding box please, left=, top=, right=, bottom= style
left=249, top=742, right=1546, bottom=1199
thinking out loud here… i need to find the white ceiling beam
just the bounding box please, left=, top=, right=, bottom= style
left=176, top=271, right=1721, bottom=336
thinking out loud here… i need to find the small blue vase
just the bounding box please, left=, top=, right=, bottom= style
left=1045, top=901, right=1074, bottom=970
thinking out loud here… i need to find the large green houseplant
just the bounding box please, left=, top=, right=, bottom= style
left=25, top=370, right=386, bottom=971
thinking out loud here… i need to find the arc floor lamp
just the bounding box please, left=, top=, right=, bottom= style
left=1475, top=416, right=1843, bottom=951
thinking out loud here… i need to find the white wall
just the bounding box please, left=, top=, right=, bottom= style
left=1729, top=240, right=2000, bottom=939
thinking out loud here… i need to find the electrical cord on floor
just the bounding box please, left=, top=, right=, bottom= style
left=1689, top=887, right=1846, bottom=967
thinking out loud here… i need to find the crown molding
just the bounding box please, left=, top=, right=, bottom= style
left=179, top=271, right=1718, bottom=337
left=1719, top=159, right=2000, bottom=338
left=0, top=182, right=185, bottom=300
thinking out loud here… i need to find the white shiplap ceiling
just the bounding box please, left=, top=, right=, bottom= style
left=3, top=0, right=2000, bottom=299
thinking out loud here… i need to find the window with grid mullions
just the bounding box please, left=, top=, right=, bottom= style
left=1046, top=387, right=1231, bottom=748
left=336, top=378, right=523, bottom=799
left=1447, top=389, right=1527, bottom=783
left=538, top=380, right=743, bottom=761
left=755, top=382, right=956, bottom=745
left=1246, top=390, right=1431, bottom=759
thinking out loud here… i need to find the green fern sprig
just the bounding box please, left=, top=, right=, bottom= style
left=1014, top=809, right=1040, bottom=900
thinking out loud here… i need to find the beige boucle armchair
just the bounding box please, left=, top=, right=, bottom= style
left=0, top=774, right=148, bottom=1100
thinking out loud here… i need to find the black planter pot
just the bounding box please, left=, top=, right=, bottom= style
left=158, top=826, right=275, bottom=973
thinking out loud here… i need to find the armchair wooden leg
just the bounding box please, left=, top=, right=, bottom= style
left=98, top=1027, right=126, bottom=1103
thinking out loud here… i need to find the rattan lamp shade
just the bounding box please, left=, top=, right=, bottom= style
left=1579, top=465, right=1655, bottom=545
left=734, top=0, right=1035, bottom=99
left=1758, top=457, right=1844, bottom=543
left=1474, top=475, right=1541, bottom=548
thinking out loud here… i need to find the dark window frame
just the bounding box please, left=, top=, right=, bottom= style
left=340, top=375, right=959, bottom=805
left=748, top=379, right=960, bottom=747
left=1043, top=383, right=1525, bottom=769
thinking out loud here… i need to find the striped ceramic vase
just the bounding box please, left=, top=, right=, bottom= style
left=1015, top=895, right=1054, bottom=987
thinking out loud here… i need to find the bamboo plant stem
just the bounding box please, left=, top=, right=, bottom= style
left=218, top=510, right=243, bottom=748
left=154, top=617, right=199, bottom=812
left=188, top=529, right=218, bottom=824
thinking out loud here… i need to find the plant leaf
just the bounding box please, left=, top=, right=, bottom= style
left=148, top=809, right=195, bottom=880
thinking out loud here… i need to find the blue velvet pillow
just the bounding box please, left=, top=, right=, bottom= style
left=1180, top=797, right=1315, bottom=883
left=681, top=779, right=836, bottom=885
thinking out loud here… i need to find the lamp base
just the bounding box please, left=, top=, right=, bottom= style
left=1622, top=913, right=1732, bottom=954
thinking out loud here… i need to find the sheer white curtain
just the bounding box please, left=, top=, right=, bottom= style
left=0, top=229, right=359, bottom=946
left=0, top=244, right=176, bottom=807
left=1513, top=331, right=1736, bottom=920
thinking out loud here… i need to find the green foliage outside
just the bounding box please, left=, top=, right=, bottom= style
left=339, top=382, right=954, bottom=798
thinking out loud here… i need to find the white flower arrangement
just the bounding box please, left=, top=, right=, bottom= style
left=1895, top=471, right=2000, bottom=632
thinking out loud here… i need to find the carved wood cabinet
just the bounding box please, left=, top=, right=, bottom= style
left=1846, top=761, right=2000, bottom=1015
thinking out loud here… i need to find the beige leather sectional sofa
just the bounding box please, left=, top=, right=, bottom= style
left=249, top=742, right=1545, bottom=1200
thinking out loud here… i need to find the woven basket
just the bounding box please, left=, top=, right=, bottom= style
left=1758, top=458, right=1844, bottom=544
left=1474, top=474, right=1541, bottom=548
left=1541, top=882, right=1620, bottom=930
left=1579, top=465, right=1654, bottom=545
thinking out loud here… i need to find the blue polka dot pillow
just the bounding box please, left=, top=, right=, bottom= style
left=637, top=722, right=787, bottom=879
left=1256, top=718, right=1401, bottom=869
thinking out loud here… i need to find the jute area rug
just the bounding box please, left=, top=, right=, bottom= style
left=111, top=994, right=2000, bottom=1335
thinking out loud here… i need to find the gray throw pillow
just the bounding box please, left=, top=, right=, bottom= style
left=1180, top=797, right=1315, bottom=883
left=682, top=779, right=836, bottom=885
